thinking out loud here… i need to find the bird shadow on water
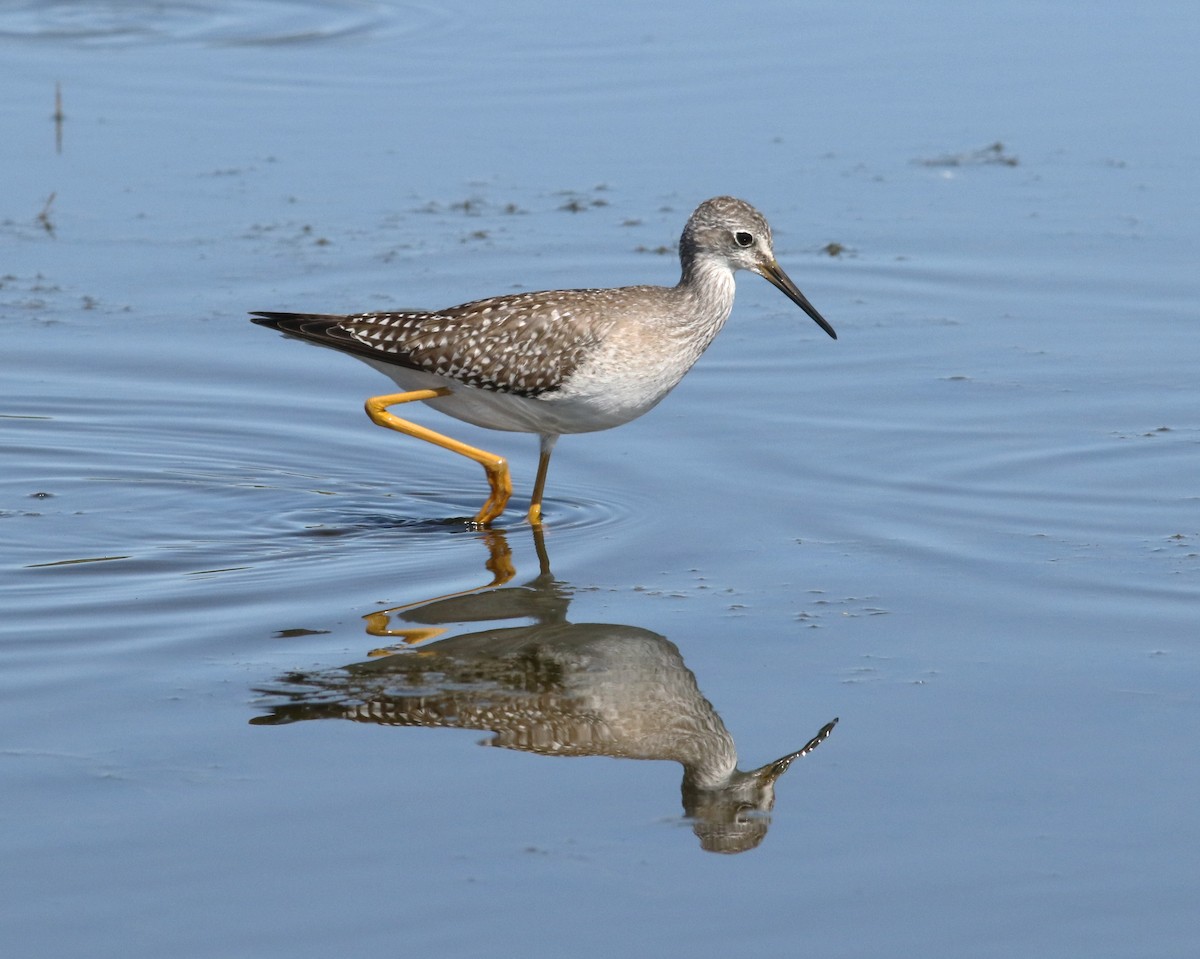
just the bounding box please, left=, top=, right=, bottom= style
left=249, top=527, right=838, bottom=854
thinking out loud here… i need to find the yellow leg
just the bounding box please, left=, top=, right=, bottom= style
left=364, top=388, right=511, bottom=525
left=527, top=434, right=558, bottom=526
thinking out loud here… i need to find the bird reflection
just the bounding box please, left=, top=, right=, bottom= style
left=251, top=529, right=836, bottom=854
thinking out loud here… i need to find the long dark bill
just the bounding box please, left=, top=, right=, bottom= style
left=760, top=260, right=837, bottom=340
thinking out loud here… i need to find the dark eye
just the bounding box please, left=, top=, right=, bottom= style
left=734, top=231, right=754, bottom=248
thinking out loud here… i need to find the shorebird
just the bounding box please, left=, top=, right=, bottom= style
left=251, top=196, right=836, bottom=525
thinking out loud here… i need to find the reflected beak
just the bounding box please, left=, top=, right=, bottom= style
left=753, top=717, right=840, bottom=786
left=759, top=259, right=837, bottom=340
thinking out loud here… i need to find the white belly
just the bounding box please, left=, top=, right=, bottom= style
left=361, top=360, right=659, bottom=435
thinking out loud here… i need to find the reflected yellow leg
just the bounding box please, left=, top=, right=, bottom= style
left=364, top=388, right=511, bottom=525
left=363, top=529, right=518, bottom=654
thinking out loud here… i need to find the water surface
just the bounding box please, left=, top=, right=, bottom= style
left=2, top=1, right=1198, bottom=956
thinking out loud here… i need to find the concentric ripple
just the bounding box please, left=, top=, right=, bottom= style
left=0, top=0, right=406, bottom=47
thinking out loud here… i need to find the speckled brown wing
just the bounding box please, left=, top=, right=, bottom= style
left=250, top=290, right=615, bottom=398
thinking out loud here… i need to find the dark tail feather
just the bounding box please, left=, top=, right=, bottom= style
left=249, top=311, right=346, bottom=333
left=249, top=310, right=418, bottom=368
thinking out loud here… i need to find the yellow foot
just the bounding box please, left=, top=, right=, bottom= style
left=471, top=454, right=512, bottom=525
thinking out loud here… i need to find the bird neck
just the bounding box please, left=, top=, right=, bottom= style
left=676, top=254, right=737, bottom=332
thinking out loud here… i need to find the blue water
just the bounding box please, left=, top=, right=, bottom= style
left=2, top=2, right=1198, bottom=956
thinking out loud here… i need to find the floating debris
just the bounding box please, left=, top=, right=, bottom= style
left=917, top=141, right=1019, bottom=167
left=36, top=193, right=56, bottom=236
left=53, top=81, right=65, bottom=154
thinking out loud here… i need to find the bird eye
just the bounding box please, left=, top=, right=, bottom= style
left=734, top=231, right=754, bottom=248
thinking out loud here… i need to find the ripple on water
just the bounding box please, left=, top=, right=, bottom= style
left=823, top=417, right=1200, bottom=607
left=268, top=470, right=650, bottom=540
left=0, top=0, right=429, bottom=48
left=4, top=400, right=648, bottom=597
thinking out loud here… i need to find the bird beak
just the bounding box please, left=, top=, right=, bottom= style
left=759, top=259, right=837, bottom=340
